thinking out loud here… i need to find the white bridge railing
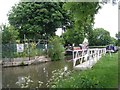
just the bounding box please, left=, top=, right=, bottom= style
left=72, top=48, right=106, bottom=70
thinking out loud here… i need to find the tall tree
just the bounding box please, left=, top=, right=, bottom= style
left=8, top=2, right=71, bottom=40
left=62, top=2, right=101, bottom=45
left=63, top=28, right=84, bottom=45
left=63, top=2, right=101, bottom=37
left=89, top=28, right=111, bottom=46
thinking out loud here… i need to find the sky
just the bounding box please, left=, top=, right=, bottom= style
left=0, top=0, right=118, bottom=38
left=94, top=3, right=118, bottom=38
left=0, top=0, right=20, bottom=25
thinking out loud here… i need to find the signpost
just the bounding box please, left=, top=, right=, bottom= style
left=17, top=44, right=24, bottom=52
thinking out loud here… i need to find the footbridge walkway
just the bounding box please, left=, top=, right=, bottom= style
left=72, top=48, right=106, bottom=70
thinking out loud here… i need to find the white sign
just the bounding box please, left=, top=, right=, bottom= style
left=17, top=44, right=24, bottom=52
left=45, top=44, right=47, bottom=49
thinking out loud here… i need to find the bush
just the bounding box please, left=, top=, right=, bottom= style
left=78, top=75, right=101, bottom=88
left=46, top=68, right=72, bottom=88
left=48, top=70, right=102, bottom=88
left=48, top=36, right=65, bottom=61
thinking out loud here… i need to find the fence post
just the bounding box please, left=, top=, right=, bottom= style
left=97, top=49, right=99, bottom=60
left=72, top=50, right=75, bottom=67
left=104, top=48, right=106, bottom=55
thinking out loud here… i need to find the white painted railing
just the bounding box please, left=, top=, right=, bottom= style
left=73, top=48, right=106, bottom=69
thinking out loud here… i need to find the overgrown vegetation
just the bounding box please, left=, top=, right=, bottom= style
left=48, top=36, right=65, bottom=61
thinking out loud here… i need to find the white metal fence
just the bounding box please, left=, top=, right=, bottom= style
left=72, top=48, right=106, bottom=70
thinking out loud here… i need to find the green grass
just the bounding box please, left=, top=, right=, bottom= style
left=82, top=53, right=118, bottom=88
left=53, top=52, right=118, bottom=88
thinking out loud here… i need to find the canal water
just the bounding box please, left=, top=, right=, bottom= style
left=2, top=59, right=73, bottom=88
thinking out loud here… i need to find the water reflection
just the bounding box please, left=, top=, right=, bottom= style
left=2, top=60, right=73, bottom=88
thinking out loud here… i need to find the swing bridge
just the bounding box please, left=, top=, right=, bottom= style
left=72, top=48, right=106, bottom=70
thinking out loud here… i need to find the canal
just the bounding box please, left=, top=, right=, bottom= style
left=2, top=59, right=73, bottom=88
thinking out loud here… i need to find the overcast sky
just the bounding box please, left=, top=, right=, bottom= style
left=0, top=0, right=118, bottom=38
left=94, top=3, right=118, bottom=38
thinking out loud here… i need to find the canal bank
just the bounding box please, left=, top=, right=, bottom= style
left=2, top=56, right=51, bottom=68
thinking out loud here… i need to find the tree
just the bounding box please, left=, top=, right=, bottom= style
left=116, top=32, right=120, bottom=39
left=2, top=25, right=19, bottom=44
left=63, top=28, right=84, bottom=45
left=89, top=28, right=111, bottom=46
left=110, top=37, right=117, bottom=45
left=63, top=2, right=101, bottom=37
left=115, top=32, right=120, bottom=46
left=8, top=2, right=71, bottom=40
left=62, top=2, right=101, bottom=45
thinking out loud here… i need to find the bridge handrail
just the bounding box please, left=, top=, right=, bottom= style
left=73, top=48, right=106, bottom=67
